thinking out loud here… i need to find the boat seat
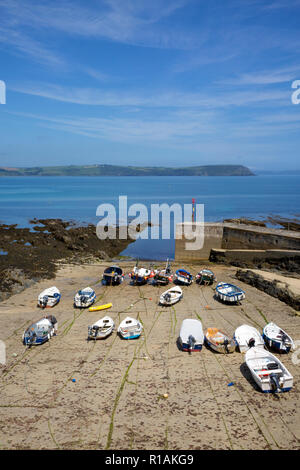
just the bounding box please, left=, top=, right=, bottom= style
left=255, top=368, right=282, bottom=376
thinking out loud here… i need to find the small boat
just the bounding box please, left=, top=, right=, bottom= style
left=178, top=319, right=204, bottom=352
left=234, top=324, right=265, bottom=353
left=38, top=286, right=61, bottom=308
left=196, top=269, right=215, bottom=285
left=215, top=282, right=245, bottom=303
left=159, top=286, right=183, bottom=306
left=130, top=266, right=153, bottom=285
left=22, top=316, right=57, bottom=346
left=154, top=259, right=173, bottom=285
left=102, top=265, right=123, bottom=285
left=263, top=322, right=295, bottom=353
left=205, top=328, right=235, bottom=354
left=245, top=346, right=293, bottom=393
left=87, top=316, right=115, bottom=340
left=89, top=303, right=112, bottom=312
left=174, top=269, right=193, bottom=286
left=118, top=317, right=143, bottom=340
left=74, top=287, right=96, bottom=308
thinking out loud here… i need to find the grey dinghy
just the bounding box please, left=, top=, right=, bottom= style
left=23, top=316, right=57, bottom=346
left=245, top=346, right=293, bottom=393
left=88, top=316, right=115, bottom=340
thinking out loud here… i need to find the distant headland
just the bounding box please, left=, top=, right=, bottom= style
left=0, top=164, right=254, bottom=177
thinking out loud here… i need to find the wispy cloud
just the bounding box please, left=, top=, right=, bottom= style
left=0, top=24, right=64, bottom=67
left=0, top=0, right=198, bottom=51
left=10, top=81, right=290, bottom=108
left=220, top=66, right=300, bottom=86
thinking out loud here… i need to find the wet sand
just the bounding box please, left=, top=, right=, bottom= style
left=0, top=262, right=300, bottom=450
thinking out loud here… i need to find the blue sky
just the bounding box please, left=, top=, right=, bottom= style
left=0, top=0, right=300, bottom=170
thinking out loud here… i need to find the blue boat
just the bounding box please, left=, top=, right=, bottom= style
left=174, top=269, right=193, bottom=285
left=216, top=282, right=245, bottom=303
left=102, top=265, right=123, bottom=285
left=263, top=322, right=295, bottom=353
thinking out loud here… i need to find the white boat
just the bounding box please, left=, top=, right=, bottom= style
left=245, top=346, right=293, bottom=393
left=178, top=319, right=204, bottom=352
left=22, top=316, right=57, bottom=346
left=74, top=287, right=96, bottom=308
left=174, top=269, right=193, bottom=285
left=215, top=282, right=245, bottom=303
left=234, top=324, right=265, bottom=353
left=87, top=316, right=115, bottom=340
left=159, top=286, right=183, bottom=306
left=130, top=266, right=153, bottom=285
left=204, top=328, right=235, bottom=354
left=38, top=286, right=61, bottom=308
left=263, top=322, right=295, bottom=353
left=118, top=317, right=143, bottom=340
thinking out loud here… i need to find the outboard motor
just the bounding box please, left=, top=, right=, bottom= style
left=27, top=331, right=36, bottom=346
left=224, top=338, right=229, bottom=354
left=248, top=338, right=255, bottom=348
left=165, top=293, right=171, bottom=303
left=270, top=373, right=280, bottom=393
left=188, top=335, right=196, bottom=354
left=92, top=325, right=100, bottom=339
left=80, top=295, right=87, bottom=306
left=281, top=333, right=291, bottom=350
left=41, top=295, right=48, bottom=308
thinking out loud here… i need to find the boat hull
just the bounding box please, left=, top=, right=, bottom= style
left=180, top=342, right=202, bottom=352
left=119, top=332, right=141, bottom=340
left=205, top=339, right=235, bottom=354
left=23, top=319, right=55, bottom=346
left=38, top=287, right=61, bottom=308
left=88, top=327, right=114, bottom=340
left=216, top=282, right=245, bottom=303
left=262, top=323, right=294, bottom=353
left=178, top=319, right=204, bottom=352
left=245, top=347, right=293, bottom=393
left=196, top=270, right=215, bottom=285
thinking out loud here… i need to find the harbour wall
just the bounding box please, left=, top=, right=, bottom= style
left=175, top=222, right=300, bottom=262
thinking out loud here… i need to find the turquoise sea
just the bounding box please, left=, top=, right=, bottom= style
left=0, top=175, right=299, bottom=260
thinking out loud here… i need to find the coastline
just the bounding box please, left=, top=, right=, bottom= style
left=0, top=218, right=135, bottom=301
left=1, top=216, right=299, bottom=302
